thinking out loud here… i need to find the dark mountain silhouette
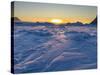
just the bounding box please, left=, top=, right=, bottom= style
left=11, top=17, right=21, bottom=22
left=61, top=21, right=87, bottom=26
left=91, top=17, right=97, bottom=25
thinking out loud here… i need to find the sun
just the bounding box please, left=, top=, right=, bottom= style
left=50, top=19, right=63, bottom=24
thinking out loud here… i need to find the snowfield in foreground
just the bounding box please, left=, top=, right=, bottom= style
left=13, top=24, right=97, bottom=73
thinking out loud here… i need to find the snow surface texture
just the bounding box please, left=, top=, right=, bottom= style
left=13, top=23, right=97, bottom=73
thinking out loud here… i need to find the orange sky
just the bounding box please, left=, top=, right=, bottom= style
left=19, top=17, right=94, bottom=24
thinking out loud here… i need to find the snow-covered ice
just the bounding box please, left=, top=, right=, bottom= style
left=13, top=23, right=97, bottom=73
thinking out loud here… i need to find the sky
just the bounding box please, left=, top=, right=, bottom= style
left=13, top=1, right=97, bottom=24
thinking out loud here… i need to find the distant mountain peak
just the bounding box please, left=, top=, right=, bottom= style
left=11, top=17, right=21, bottom=22
left=91, top=17, right=97, bottom=24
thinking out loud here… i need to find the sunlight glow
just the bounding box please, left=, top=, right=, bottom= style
left=50, top=19, right=63, bottom=24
